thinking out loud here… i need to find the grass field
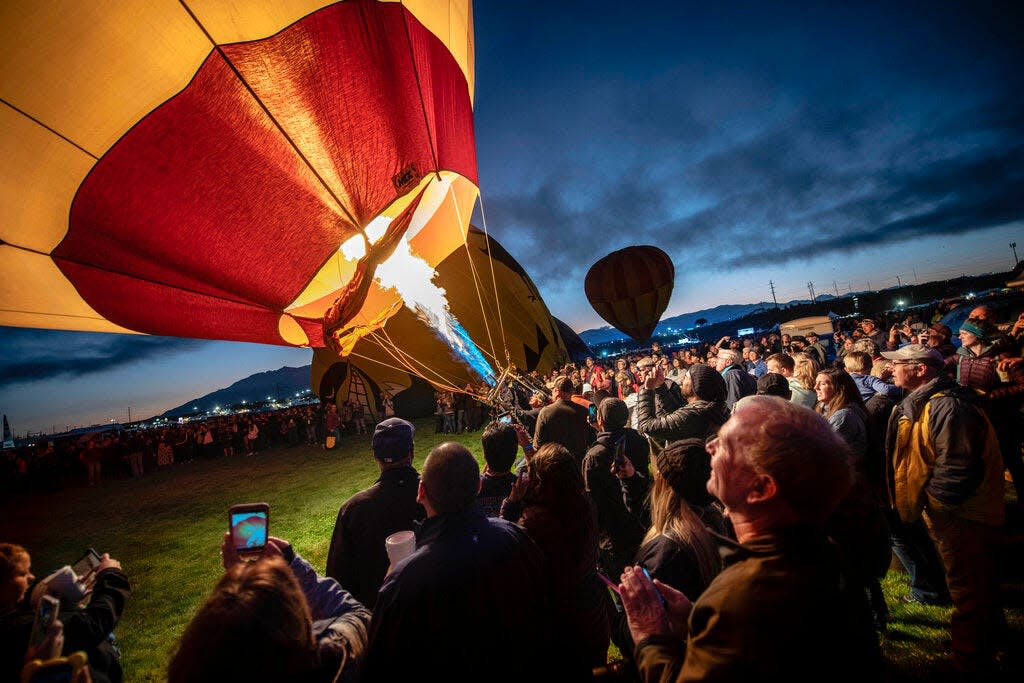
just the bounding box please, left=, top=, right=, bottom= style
left=2, top=418, right=1021, bottom=682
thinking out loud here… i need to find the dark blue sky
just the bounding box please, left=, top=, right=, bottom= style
left=2, top=0, right=1022, bottom=434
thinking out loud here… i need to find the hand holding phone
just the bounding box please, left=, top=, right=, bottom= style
left=30, top=595, right=60, bottom=648
left=228, top=503, right=270, bottom=559
left=71, top=549, right=101, bottom=580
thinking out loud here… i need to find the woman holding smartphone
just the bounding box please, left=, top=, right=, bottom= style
left=0, top=543, right=129, bottom=683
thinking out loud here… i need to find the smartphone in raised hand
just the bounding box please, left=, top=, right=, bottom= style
left=228, top=503, right=270, bottom=558
left=613, top=438, right=627, bottom=472
left=30, top=595, right=60, bottom=648
left=71, top=548, right=101, bottom=579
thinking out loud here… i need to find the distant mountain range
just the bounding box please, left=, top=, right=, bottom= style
left=162, top=365, right=312, bottom=417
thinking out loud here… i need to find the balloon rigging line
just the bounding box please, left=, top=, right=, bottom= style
left=399, top=1, right=442, bottom=180
left=347, top=345, right=464, bottom=396
left=365, top=327, right=465, bottom=394
left=0, top=100, right=99, bottom=160
left=372, top=323, right=487, bottom=396
left=177, top=0, right=360, bottom=231
left=449, top=190, right=499, bottom=363
left=476, top=193, right=511, bottom=364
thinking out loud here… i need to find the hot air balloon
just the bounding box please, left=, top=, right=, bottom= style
left=312, top=227, right=572, bottom=418
left=1, top=0, right=477, bottom=353
left=584, top=245, right=675, bottom=343
left=2, top=1, right=567, bottom=417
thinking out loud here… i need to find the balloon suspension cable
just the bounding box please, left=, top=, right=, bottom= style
left=476, top=193, right=511, bottom=360
left=364, top=327, right=467, bottom=395
left=450, top=188, right=499, bottom=364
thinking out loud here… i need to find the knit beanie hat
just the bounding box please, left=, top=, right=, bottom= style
left=958, top=320, right=988, bottom=340
left=655, top=438, right=714, bottom=507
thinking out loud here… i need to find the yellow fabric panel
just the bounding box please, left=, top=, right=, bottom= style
left=390, top=0, right=474, bottom=100
left=0, top=105, right=94, bottom=251
left=185, top=0, right=333, bottom=43
left=277, top=314, right=311, bottom=346
left=0, top=245, right=135, bottom=333
left=0, top=1, right=211, bottom=156
left=408, top=176, right=477, bottom=267
left=189, top=1, right=474, bottom=100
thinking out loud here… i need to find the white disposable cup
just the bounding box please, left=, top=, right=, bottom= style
left=385, top=530, right=416, bottom=564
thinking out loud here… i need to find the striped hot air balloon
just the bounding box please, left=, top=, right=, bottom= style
left=584, top=245, right=675, bottom=342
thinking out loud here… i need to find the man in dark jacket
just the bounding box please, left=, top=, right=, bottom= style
left=325, top=417, right=425, bottom=608
left=583, top=398, right=649, bottom=580
left=533, top=375, right=593, bottom=463
left=715, top=349, right=757, bottom=410
left=364, top=442, right=555, bottom=682
left=635, top=363, right=730, bottom=444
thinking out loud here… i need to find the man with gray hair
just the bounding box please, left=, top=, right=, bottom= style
left=619, top=396, right=882, bottom=681
left=715, top=348, right=756, bottom=410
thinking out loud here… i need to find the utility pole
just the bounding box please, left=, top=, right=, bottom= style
left=769, top=280, right=779, bottom=309
left=127, top=407, right=132, bottom=425
left=1012, top=242, right=1019, bottom=266
left=807, top=281, right=817, bottom=304
left=833, top=281, right=839, bottom=297
left=896, top=275, right=902, bottom=288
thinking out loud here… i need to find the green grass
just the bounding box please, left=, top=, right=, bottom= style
left=2, top=419, right=1021, bottom=681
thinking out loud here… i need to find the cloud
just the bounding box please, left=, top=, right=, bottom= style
left=483, top=90, right=1024, bottom=291
left=0, top=329, right=209, bottom=388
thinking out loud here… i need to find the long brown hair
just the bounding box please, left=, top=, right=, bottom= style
left=643, top=460, right=720, bottom=589
left=168, top=556, right=315, bottom=683
left=816, top=367, right=866, bottom=419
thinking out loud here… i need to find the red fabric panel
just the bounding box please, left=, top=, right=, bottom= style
left=54, top=259, right=287, bottom=344
left=55, top=0, right=476, bottom=346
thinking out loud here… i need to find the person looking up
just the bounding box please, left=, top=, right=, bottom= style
left=619, top=397, right=882, bottom=682
left=635, top=364, right=729, bottom=444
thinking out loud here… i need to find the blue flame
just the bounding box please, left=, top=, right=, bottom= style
left=448, top=318, right=497, bottom=386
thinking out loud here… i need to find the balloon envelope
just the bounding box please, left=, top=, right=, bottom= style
left=1, top=0, right=477, bottom=352
left=584, top=245, right=675, bottom=342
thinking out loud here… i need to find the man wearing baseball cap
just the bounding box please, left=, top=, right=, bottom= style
left=881, top=343, right=1005, bottom=675
left=325, top=417, right=425, bottom=608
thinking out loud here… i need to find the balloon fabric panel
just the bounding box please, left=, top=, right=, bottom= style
left=4, top=1, right=476, bottom=347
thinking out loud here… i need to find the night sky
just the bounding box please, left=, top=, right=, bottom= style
left=2, top=0, right=1022, bottom=434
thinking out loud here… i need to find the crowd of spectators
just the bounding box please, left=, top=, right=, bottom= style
left=5, top=297, right=1024, bottom=682
left=1, top=404, right=330, bottom=494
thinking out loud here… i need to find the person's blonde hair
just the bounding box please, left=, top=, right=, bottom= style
left=792, top=352, right=820, bottom=390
